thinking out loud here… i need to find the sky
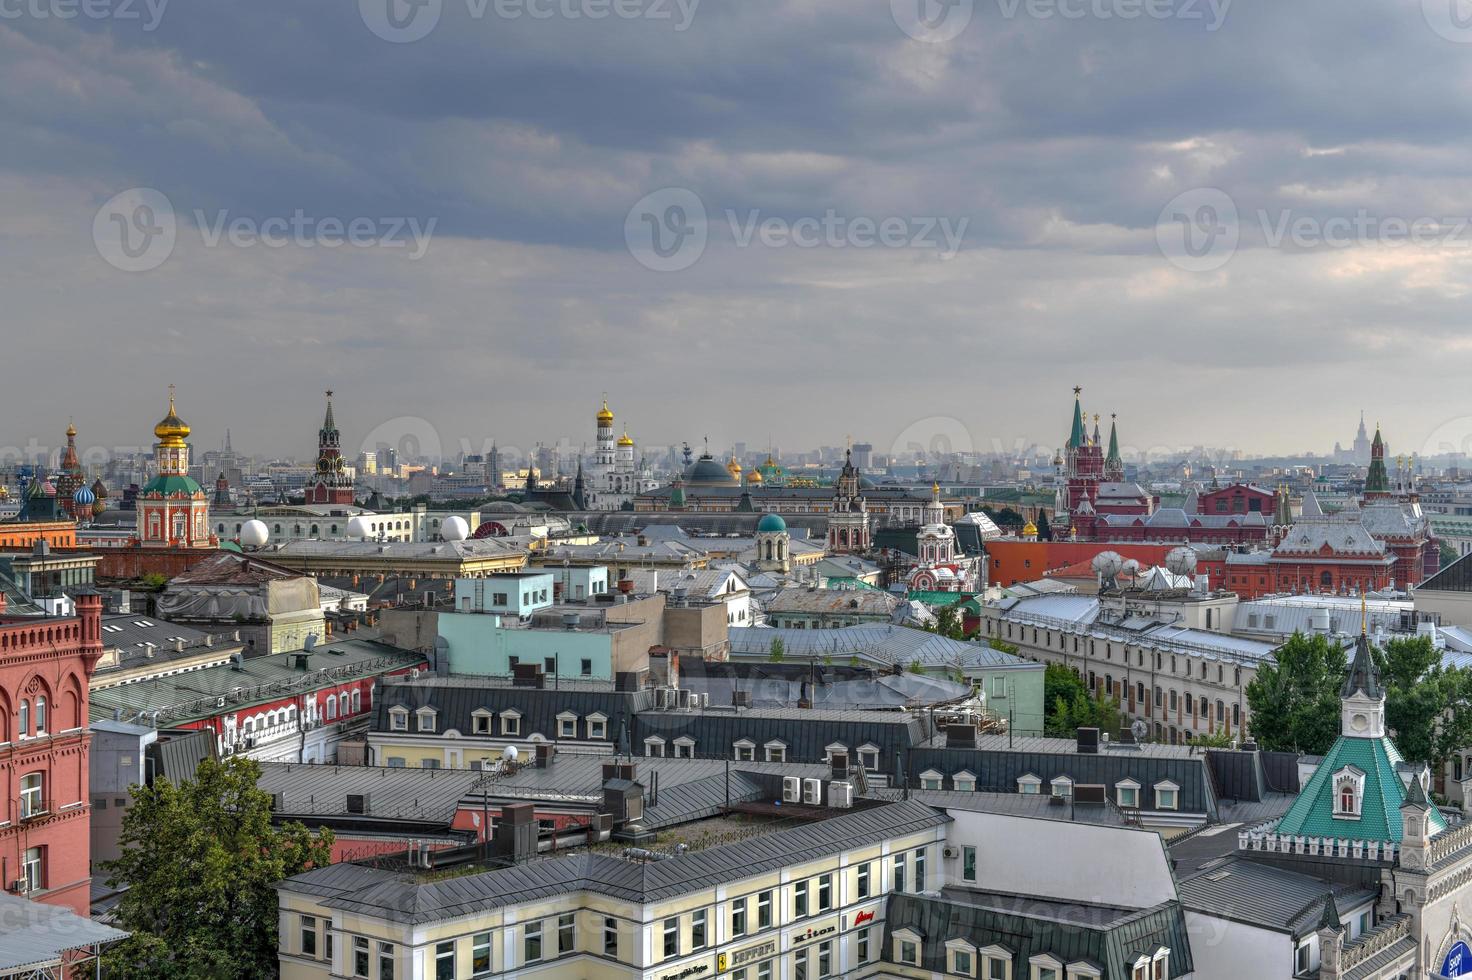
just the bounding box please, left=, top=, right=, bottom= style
left=6, top=0, right=1472, bottom=466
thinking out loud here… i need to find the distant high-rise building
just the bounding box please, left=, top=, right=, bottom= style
left=851, top=442, right=873, bottom=469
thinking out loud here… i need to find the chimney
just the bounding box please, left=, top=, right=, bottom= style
left=1076, top=727, right=1100, bottom=754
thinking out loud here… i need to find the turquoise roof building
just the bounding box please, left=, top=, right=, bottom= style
left=1273, top=629, right=1445, bottom=845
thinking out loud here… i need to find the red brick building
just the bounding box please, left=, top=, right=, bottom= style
left=1197, top=483, right=1277, bottom=518
left=0, top=590, right=103, bottom=916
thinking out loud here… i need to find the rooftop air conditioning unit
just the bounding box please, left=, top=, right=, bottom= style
left=827, top=781, right=854, bottom=809
left=942, top=845, right=960, bottom=860
left=782, top=776, right=802, bottom=803
left=9, top=879, right=29, bottom=895
left=802, top=778, right=822, bottom=805
left=698, top=692, right=710, bottom=709
left=661, top=688, right=676, bottom=709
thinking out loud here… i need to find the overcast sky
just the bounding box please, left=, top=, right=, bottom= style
left=6, top=0, right=1472, bottom=465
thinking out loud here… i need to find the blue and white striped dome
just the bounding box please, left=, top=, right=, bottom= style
left=73, top=486, right=96, bottom=506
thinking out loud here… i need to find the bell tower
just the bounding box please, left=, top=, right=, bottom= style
left=1341, top=600, right=1385, bottom=739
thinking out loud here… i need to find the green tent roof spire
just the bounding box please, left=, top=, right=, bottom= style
left=1068, top=387, right=1086, bottom=449
left=1106, top=415, right=1121, bottom=466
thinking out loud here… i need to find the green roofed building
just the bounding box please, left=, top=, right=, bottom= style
left=1272, top=629, right=1446, bottom=848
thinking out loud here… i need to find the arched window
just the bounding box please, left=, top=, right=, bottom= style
left=351, top=690, right=362, bottom=713
left=34, top=697, right=45, bottom=733
left=326, top=696, right=337, bottom=721
left=1340, top=785, right=1355, bottom=812
left=18, top=700, right=28, bottom=738
left=1321, top=571, right=1333, bottom=588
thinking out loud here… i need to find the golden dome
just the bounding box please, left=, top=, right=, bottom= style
left=596, top=398, right=614, bottom=425
left=1022, top=520, right=1038, bottom=537
left=618, top=427, right=635, bottom=448
left=747, top=469, right=763, bottom=485
left=66, top=422, right=77, bottom=438
left=727, top=455, right=743, bottom=478
left=154, top=388, right=191, bottom=447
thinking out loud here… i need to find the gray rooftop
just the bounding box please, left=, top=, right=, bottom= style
left=1177, top=857, right=1378, bottom=938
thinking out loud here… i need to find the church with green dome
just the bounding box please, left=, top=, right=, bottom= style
left=137, top=387, right=214, bottom=549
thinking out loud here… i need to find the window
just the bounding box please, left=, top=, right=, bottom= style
left=1154, top=781, right=1179, bottom=811
left=674, top=736, right=696, bottom=758
left=472, top=710, right=492, bottom=735
left=19, top=773, right=43, bottom=818
left=377, top=942, right=395, bottom=980
left=1051, top=776, right=1073, bottom=798
left=731, top=897, right=747, bottom=936
left=757, top=890, right=773, bottom=929
left=950, top=944, right=975, bottom=977
left=389, top=708, right=408, bottom=731
left=817, top=939, right=833, bottom=977
left=858, top=927, right=873, bottom=963
left=894, top=852, right=907, bottom=893
left=764, top=740, right=786, bottom=762
left=18, top=700, right=28, bottom=738
left=33, top=697, right=44, bottom=733
left=1151, top=949, right=1170, bottom=980
left=920, top=769, right=945, bottom=790
left=663, top=917, right=679, bottom=958
left=353, top=937, right=370, bottom=978
left=895, top=931, right=921, bottom=965
left=416, top=708, right=435, bottom=733
left=758, top=962, right=773, bottom=980
left=525, top=921, right=543, bottom=963
left=421, top=758, right=440, bottom=770
left=980, top=946, right=1013, bottom=980
left=954, top=771, right=977, bottom=792
left=795, top=948, right=810, bottom=980
left=557, top=713, right=578, bottom=738
left=962, top=845, right=978, bottom=882
left=435, top=942, right=454, bottom=980
left=1030, top=954, right=1063, bottom=980
left=603, top=917, right=618, bottom=958
left=386, top=756, right=406, bottom=768
left=644, top=736, right=666, bottom=758
left=818, top=873, right=833, bottom=911
left=1333, top=766, right=1365, bottom=818
left=558, top=912, right=575, bottom=954
left=301, top=916, right=317, bottom=958
left=502, top=711, right=521, bottom=736
left=691, top=908, right=707, bottom=949
left=915, top=847, right=927, bottom=891
left=473, top=932, right=492, bottom=975
left=734, top=739, right=756, bottom=762
left=588, top=714, right=608, bottom=739
left=1295, top=944, right=1310, bottom=974
left=20, top=846, right=42, bottom=892
left=1115, top=780, right=1140, bottom=808
left=1017, top=774, right=1042, bottom=795
left=795, top=879, right=810, bottom=917
left=859, top=745, right=879, bottom=771
left=581, top=658, right=593, bottom=676
left=857, top=861, right=871, bottom=898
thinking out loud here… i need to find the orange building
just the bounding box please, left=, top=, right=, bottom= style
left=0, top=522, right=77, bottom=550
left=986, top=539, right=1225, bottom=590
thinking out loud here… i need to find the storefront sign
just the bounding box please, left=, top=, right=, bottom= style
left=659, top=963, right=710, bottom=980
left=718, top=940, right=776, bottom=973
left=789, top=921, right=838, bottom=947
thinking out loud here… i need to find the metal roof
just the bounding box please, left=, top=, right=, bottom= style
left=728, top=625, right=1037, bottom=671
left=1177, top=857, right=1378, bottom=938
left=256, top=762, right=487, bottom=822
left=0, top=891, right=129, bottom=971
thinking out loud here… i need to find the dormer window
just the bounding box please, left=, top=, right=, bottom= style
left=1333, top=765, right=1365, bottom=819
left=388, top=707, right=409, bottom=731
left=415, top=707, right=437, bottom=733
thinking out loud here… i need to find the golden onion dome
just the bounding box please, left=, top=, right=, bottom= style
left=618, top=428, right=635, bottom=448
left=1022, top=520, right=1038, bottom=537
left=596, top=398, right=614, bottom=425
left=154, top=389, right=191, bottom=447
left=727, top=455, right=743, bottom=478
left=747, top=469, right=763, bottom=485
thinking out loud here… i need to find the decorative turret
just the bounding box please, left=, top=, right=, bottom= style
left=1316, top=896, right=1343, bottom=980
left=1364, top=425, right=1391, bottom=499
left=1341, top=599, right=1385, bottom=738
left=1399, top=765, right=1433, bottom=871
left=308, top=390, right=355, bottom=505
left=1104, top=414, right=1124, bottom=481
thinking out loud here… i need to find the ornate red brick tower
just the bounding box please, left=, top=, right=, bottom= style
left=307, top=391, right=355, bottom=506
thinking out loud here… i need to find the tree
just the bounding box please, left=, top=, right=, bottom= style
left=1042, top=664, right=1121, bottom=737
left=103, top=756, right=334, bottom=979
left=923, top=604, right=967, bottom=641
left=1375, top=635, right=1472, bottom=772
left=1191, top=727, right=1236, bottom=748
left=989, top=637, right=1020, bottom=655
left=1035, top=511, right=1053, bottom=541
left=1245, top=632, right=1348, bottom=754
left=767, top=637, right=785, bottom=663
left=909, top=659, right=925, bottom=674
left=1442, top=541, right=1461, bottom=570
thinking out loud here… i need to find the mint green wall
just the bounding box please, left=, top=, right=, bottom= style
left=960, top=663, right=1046, bottom=737
left=437, top=612, right=614, bottom=679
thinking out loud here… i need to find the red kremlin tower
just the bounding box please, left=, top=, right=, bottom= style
left=307, top=390, right=356, bottom=506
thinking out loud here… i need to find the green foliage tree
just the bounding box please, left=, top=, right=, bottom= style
left=1191, top=727, right=1236, bottom=748
left=1035, top=511, right=1053, bottom=542
left=909, top=659, right=925, bottom=674
left=989, top=637, right=1020, bottom=655
left=923, top=604, right=967, bottom=641
left=1245, top=632, right=1349, bottom=754
left=1042, top=663, right=1121, bottom=737
left=768, top=637, right=785, bottom=663
left=1375, top=635, right=1472, bottom=771
left=102, top=756, right=334, bottom=979
left=1442, top=541, right=1461, bottom=570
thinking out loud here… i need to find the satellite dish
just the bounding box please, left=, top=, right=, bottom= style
left=346, top=516, right=372, bottom=540
left=502, top=745, right=519, bottom=763
left=441, top=516, right=470, bottom=542
left=1165, top=546, right=1198, bottom=577
left=1121, top=558, right=1141, bottom=576
left=1091, top=551, right=1125, bottom=590
left=1131, top=719, right=1150, bottom=742
left=239, top=519, right=269, bottom=548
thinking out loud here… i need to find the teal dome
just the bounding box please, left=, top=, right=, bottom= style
left=756, top=513, right=787, bottom=533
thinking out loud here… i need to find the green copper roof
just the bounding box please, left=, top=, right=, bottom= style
left=1364, top=427, right=1390, bottom=493
left=1069, top=395, right=1086, bottom=449
left=1274, top=734, right=1445, bottom=843
left=1106, top=418, right=1121, bottom=465
left=140, top=474, right=203, bottom=496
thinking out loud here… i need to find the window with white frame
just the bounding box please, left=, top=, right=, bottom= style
left=501, top=710, right=521, bottom=736
left=948, top=939, right=977, bottom=977
left=893, top=929, right=922, bottom=967
left=979, top=945, right=1013, bottom=980
left=1051, top=776, right=1073, bottom=798
left=556, top=712, right=578, bottom=738
left=644, top=736, right=666, bottom=758
left=19, top=773, right=43, bottom=818
left=21, top=846, right=42, bottom=892
left=858, top=744, right=880, bottom=771
left=1029, top=953, right=1064, bottom=980
left=1115, top=779, right=1141, bottom=808
left=734, top=738, right=756, bottom=761
left=1151, top=948, right=1170, bottom=980
left=1066, top=962, right=1102, bottom=980
left=415, top=707, right=436, bottom=733
left=1153, top=780, right=1179, bottom=811
left=587, top=713, right=608, bottom=739
left=389, top=707, right=408, bottom=731
left=1333, top=766, right=1365, bottom=819
left=1017, top=773, right=1042, bottom=795
left=953, top=770, right=977, bottom=792
left=471, top=710, right=492, bottom=735
left=673, top=735, right=696, bottom=758
left=920, top=769, right=945, bottom=791
left=824, top=742, right=849, bottom=764
left=961, top=844, right=978, bottom=882
left=764, top=740, right=787, bottom=762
